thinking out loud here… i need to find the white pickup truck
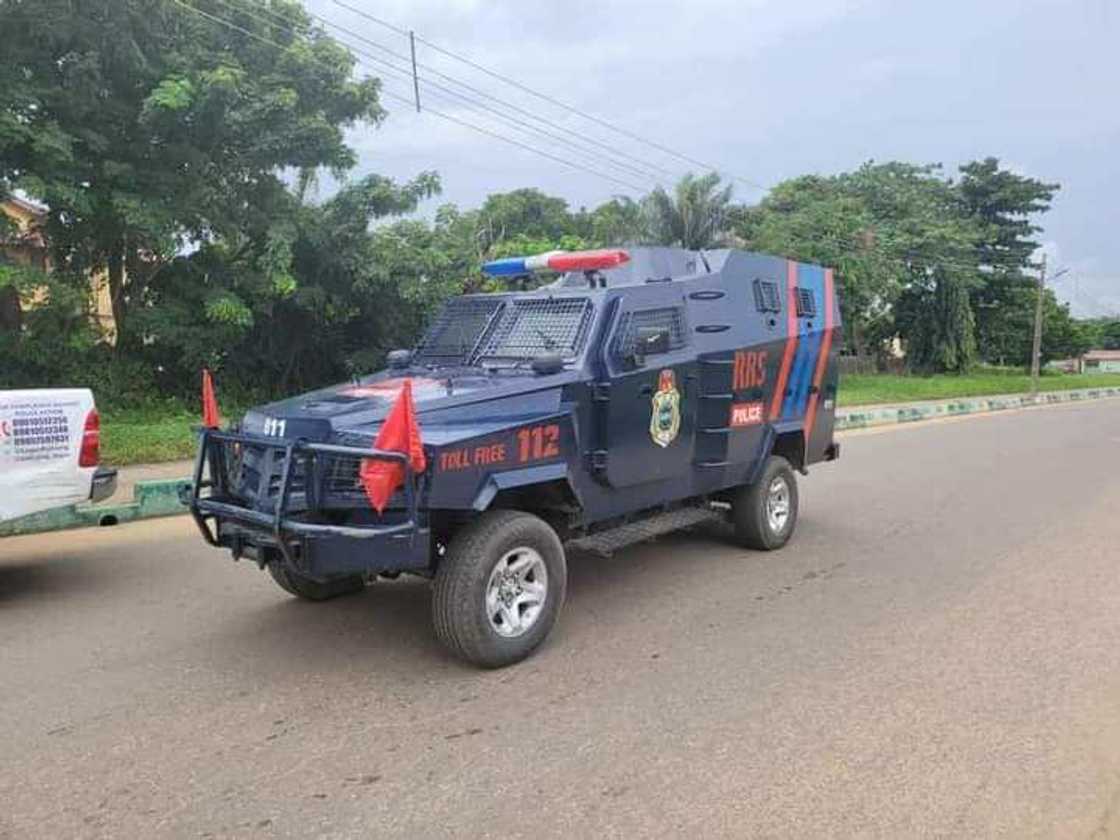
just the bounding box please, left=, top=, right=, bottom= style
left=0, top=388, right=117, bottom=523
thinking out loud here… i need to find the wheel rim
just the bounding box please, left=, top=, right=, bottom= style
left=485, top=546, right=548, bottom=638
left=765, top=476, right=791, bottom=534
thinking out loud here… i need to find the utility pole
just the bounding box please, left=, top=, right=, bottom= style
left=409, top=31, right=421, bottom=113
left=1030, top=253, right=1046, bottom=397
left=1030, top=257, right=1070, bottom=396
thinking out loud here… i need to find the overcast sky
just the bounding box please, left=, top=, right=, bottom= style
left=308, top=0, right=1118, bottom=316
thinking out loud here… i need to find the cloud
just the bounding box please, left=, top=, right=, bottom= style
left=306, top=0, right=1118, bottom=313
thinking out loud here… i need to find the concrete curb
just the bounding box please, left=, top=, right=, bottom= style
left=0, top=477, right=192, bottom=538
left=835, top=386, right=1120, bottom=431
left=4, top=385, right=1118, bottom=537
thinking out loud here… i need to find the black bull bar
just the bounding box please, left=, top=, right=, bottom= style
left=186, top=429, right=427, bottom=576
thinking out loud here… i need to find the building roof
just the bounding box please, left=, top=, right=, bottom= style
left=3, top=193, right=48, bottom=216
left=1084, top=349, right=1120, bottom=361
left=1, top=195, right=48, bottom=246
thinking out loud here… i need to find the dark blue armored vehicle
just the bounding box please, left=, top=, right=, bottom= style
left=188, top=247, right=841, bottom=667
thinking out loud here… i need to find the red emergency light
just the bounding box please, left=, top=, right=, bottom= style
left=482, top=249, right=631, bottom=276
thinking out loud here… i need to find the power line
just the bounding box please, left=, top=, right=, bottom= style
left=168, top=0, right=649, bottom=192
left=329, top=0, right=769, bottom=192
left=218, top=0, right=664, bottom=187
left=151, top=2, right=1020, bottom=274
left=240, top=0, right=677, bottom=184
left=301, top=4, right=679, bottom=181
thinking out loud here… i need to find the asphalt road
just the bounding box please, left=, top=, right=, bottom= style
left=3, top=400, right=1120, bottom=839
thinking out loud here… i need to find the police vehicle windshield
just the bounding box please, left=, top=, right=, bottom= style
left=414, top=295, right=594, bottom=368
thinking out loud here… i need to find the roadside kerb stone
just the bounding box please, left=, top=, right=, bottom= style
left=835, top=386, right=1120, bottom=431
left=0, top=477, right=192, bottom=537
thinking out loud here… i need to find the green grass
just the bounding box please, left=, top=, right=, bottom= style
left=96, top=370, right=1120, bottom=466
left=100, top=408, right=199, bottom=467
left=838, top=369, right=1120, bottom=407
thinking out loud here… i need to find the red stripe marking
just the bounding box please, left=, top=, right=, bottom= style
left=768, top=260, right=800, bottom=421
left=803, top=268, right=835, bottom=443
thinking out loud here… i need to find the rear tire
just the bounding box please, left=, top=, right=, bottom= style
left=731, top=455, right=799, bottom=550
left=433, top=510, right=566, bottom=668
left=268, top=563, right=365, bottom=601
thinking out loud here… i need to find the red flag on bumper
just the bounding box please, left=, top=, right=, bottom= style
left=360, top=379, right=426, bottom=513
left=201, top=368, right=220, bottom=429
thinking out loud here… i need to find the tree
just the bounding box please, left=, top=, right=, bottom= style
left=957, top=157, right=1058, bottom=275
left=973, top=275, right=1089, bottom=366
left=585, top=196, right=648, bottom=245
left=956, top=158, right=1060, bottom=365
left=132, top=172, right=440, bottom=396
left=645, top=172, right=733, bottom=249
left=0, top=0, right=382, bottom=347
left=0, top=207, right=24, bottom=332
left=1080, top=317, right=1120, bottom=350
left=1101, top=320, right=1120, bottom=350
left=0, top=259, right=119, bottom=393
left=737, top=162, right=987, bottom=369
left=894, top=267, right=978, bottom=372
left=842, top=163, right=983, bottom=371
left=475, top=189, right=576, bottom=251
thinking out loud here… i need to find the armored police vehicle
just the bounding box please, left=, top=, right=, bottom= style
left=188, top=247, right=841, bottom=667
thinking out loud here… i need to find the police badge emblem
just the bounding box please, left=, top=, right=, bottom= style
left=649, top=368, right=681, bottom=448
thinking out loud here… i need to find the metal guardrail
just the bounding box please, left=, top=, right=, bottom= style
left=188, top=429, right=421, bottom=566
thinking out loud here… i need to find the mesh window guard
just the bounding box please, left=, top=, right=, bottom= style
left=414, top=297, right=505, bottom=364
left=476, top=297, right=594, bottom=360
left=753, top=279, right=782, bottom=313
left=611, top=307, right=688, bottom=359
left=795, top=287, right=817, bottom=318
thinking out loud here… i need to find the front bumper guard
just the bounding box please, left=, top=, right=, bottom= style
left=187, top=429, right=428, bottom=577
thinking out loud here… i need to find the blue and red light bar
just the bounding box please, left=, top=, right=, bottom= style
left=481, top=249, right=631, bottom=277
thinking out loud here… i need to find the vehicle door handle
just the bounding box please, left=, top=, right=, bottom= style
left=638, top=384, right=653, bottom=396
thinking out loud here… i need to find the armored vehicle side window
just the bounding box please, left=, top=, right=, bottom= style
left=414, top=297, right=505, bottom=364
left=477, top=297, right=594, bottom=361
left=795, top=287, right=817, bottom=318
left=612, top=306, right=688, bottom=361
left=753, top=279, right=782, bottom=313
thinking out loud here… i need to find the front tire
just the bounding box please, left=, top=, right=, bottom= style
left=268, top=563, right=365, bottom=601
left=433, top=510, right=566, bottom=668
left=731, top=455, right=799, bottom=550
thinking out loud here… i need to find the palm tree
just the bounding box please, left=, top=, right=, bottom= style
left=643, top=172, right=734, bottom=249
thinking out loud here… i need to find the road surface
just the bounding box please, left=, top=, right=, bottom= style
left=2, top=400, right=1119, bottom=839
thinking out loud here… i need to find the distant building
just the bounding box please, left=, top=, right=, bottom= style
left=1046, top=350, right=1120, bottom=374
left=1082, top=349, right=1120, bottom=373
left=0, top=196, right=116, bottom=339
left=0, top=195, right=49, bottom=269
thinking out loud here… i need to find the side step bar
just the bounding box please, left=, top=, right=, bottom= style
left=567, top=505, right=724, bottom=557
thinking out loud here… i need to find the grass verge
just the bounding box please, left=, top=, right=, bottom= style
left=100, top=409, right=199, bottom=467
left=838, top=370, right=1120, bottom=406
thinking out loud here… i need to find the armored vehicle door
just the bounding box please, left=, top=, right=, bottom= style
left=596, top=300, right=697, bottom=488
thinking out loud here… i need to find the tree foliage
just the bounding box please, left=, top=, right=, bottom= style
left=0, top=0, right=382, bottom=345
left=132, top=172, right=441, bottom=396
left=957, top=157, right=1058, bottom=275
left=1076, top=318, right=1120, bottom=351
left=737, top=159, right=1071, bottom=372
left=0, top=0, right=1089, bottom=403
left=644, top=172, right=733, bottom=250
left=972, top=276, right=1090, bottom=365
